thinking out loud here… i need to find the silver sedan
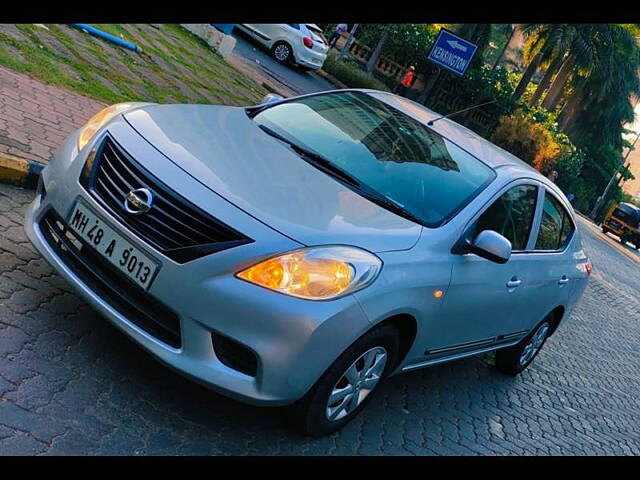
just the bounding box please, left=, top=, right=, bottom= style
left=24, top=89, right=591, bottom=436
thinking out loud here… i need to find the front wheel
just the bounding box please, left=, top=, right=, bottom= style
left=495, top=317, right=552, bottom=375
left=287, top=324, right=399, bottom=437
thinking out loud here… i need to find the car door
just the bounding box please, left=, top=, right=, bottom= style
left=517, top=187, right=577, bottom=332
left=422, top=181, right=540, bottom=356
left=240, top=24, right=279, bottom=46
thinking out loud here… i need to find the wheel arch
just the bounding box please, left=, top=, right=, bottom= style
left=547, top=305, right=565, bottom=337
left=373, top=313, right=418, bottom=369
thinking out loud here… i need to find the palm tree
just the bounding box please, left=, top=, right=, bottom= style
left=527, top=24, right=578, bottom=106
left=339, top=24, right=359, bottom=60
left=454, top=24, right=493, bottom=69
left=559, top=25, right=640, bottom=150
left=365, top=25, right=390, bottom=73
left=511, top=24, right=576, bottom=102
left=491, top=24, right=516, bottom=71
left=539, top=25, right=601, bottom=111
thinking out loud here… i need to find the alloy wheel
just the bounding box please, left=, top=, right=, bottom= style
left=519, top=322, right=550, bottom=367
left=325, top=346, right=387, bottom=422
left=274, top=44, right=291, bottom=61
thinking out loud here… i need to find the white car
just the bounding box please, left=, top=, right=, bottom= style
left=236, top=23, right=329, bottom=70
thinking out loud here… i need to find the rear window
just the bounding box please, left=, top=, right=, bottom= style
left=306, top=24, right=328, bottom=44
left=251, top=91, right=496, bottom=227
left=535, top=191, right=575, bottom=250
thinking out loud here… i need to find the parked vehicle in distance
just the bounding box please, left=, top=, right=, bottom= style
left=601, top=201, right=640, bottom=249
left=235, top=23, right=329, bottom=70
left=25, top=89, right=592, bottom=436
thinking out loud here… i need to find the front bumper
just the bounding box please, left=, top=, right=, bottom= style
left=24, top=118, right=372, bottom=406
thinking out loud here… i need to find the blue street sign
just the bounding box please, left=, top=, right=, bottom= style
left=427, top=29, right=478, bottom=76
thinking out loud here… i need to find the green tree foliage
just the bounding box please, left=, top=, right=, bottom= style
left=355, top=24, right=439, bottom=71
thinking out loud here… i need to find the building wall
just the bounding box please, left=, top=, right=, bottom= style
left=621, top=102, right=640, bottom=200
left=623, top=146, right=640, bottom=201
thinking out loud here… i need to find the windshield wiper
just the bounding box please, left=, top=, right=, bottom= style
left=258, top=124, right=361, bottom=187
left=258, top=124, right=425, bottom=226
left=356, top=188, right=426, bottom=225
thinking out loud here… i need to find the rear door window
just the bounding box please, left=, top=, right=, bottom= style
left=535, top=191, right=575, bottom=251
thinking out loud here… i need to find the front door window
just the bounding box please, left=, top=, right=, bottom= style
left=475, top=185, right=538, bottom=250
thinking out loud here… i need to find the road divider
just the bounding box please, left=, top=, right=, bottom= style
left=0, top=152, right=44, bottom=189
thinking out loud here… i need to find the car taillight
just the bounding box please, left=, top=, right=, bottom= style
left=303, top=36, right=313, bottom=48
left=584, top=261, right=593, bottom=276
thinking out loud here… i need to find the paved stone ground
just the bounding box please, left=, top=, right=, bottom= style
left=0, top=183, right=639, bottom=455
left=0, top=66, right=105, bottom=165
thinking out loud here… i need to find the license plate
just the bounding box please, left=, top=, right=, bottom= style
left=67, top=201, right=159, bottom=290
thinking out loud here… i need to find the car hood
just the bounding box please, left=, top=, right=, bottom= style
left=123, top=104, right=422, bottom=252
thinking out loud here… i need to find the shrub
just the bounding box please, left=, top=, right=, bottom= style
left=490, top=111, right=562, bottom=172
left=322, top=54, right=391, bottom=91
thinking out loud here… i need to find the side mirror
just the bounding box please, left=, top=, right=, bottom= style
left=467, top=230, right=512, bottom=264
left=261, top=93, right=284, bottom=105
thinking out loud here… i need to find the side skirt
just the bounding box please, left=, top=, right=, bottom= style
left=400, top=331, right=528, bottom=372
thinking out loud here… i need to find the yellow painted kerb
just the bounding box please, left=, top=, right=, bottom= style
left=0, top=152, right=30, bottom=185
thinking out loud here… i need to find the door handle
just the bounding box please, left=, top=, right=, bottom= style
left=558, top=276, right=569, bottom=286
left=506, top=278, right=522, bottom=289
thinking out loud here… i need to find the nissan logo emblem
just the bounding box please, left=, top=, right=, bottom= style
left=124, top=188, right=153, bottom=215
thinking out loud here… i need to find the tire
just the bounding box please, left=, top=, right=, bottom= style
left=271, top=41, right=293, bottom=64
left=287, top=324, right=400, bottom=437
left=495, top=315, right=552, bottom=375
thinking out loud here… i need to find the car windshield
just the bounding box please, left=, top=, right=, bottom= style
left=614, top=204, right=640, bottom=228
left=251, top=91, right=496, bottom=227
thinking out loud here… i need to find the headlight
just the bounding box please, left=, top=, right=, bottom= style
left=77, top=103, right=152, bottom=151
left=236, top=246, right=382, bottom=300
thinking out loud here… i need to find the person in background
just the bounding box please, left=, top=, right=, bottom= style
left=394, top=66, right=417, bottom=97
left=329, top=23, right=348, bottom=50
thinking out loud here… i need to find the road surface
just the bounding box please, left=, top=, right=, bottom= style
left=230, top=28, right=336, bottom=97
left=0, top=184, right=639, bottom=455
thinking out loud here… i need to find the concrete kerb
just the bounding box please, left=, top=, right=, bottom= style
left=0, top=152, right=44, bottom=189
left=315, top=69, right=348, bottom=89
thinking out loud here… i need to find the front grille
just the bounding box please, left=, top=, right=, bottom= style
left=80, top=136, right=252, bottom=263
left=39, top=209, right=182, bottom=348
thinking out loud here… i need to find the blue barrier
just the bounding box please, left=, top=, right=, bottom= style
left=211, top=24, right=235, bottom=35
left=70, top=24, right=141, bottom=52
